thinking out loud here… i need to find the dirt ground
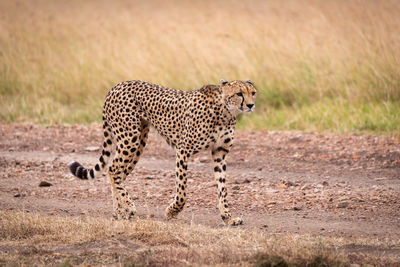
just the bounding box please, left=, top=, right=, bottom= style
left=1, top=123, right=399, bottom=258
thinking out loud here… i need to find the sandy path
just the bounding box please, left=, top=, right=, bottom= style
left=0, top=123, right=399, bottom=241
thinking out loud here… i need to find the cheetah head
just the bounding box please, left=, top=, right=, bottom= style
left=220, top=79, right=257, bottom=116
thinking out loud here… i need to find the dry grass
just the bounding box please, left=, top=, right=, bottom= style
left=0, top=0, right=399, bottom=133
left=0, top=211, right=398, bottom=266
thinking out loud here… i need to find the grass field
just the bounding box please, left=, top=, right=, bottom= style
left=0, top=210, right=397, bottom=266
left=0, top=0, right=399, bottom=134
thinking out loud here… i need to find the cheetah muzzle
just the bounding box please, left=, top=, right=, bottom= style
left=68, top=79, right=257, bottom=226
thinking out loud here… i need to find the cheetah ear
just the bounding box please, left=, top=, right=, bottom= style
left=245, top=79, right=253, bottom=85
left=219, top=79, right=228, bottom=86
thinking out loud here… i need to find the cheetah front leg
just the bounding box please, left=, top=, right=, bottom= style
left=166, top=150, right=188, bottom=219
left=212, top=146, right=243, bottom=226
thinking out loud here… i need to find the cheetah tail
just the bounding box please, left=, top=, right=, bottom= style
left=68, top=124, right=113, bottom=180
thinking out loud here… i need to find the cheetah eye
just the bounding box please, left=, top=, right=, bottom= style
left=252, top=92, right=256, bottom=96
left=236, top=92, right=243, bottom=97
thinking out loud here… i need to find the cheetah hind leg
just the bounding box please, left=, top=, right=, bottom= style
left=108, top=137, right=143, bottom=219
left=112, top=121, right=149, bottom=220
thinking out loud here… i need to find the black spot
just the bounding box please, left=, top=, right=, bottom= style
left=222, top=164, right=226, bottom=171
left=224, top=138, right=231, bottom=143
left=95, top=164, right=100, bottom=171
left=214, top=166, right=222, bottom=172
left=217, top=147, right=229, bottom=153
left=89, top=169, right=95, bottom=178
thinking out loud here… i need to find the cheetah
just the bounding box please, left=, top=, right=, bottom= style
left=69, top=79, right=257, bottom=225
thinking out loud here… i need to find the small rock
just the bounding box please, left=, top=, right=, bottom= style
left=322, top=181, right=329, bottom=186
left=232, top=185, right=240, bottom=190
left=242, top=178, right=251, bottom=184
left=278, top=183, right=287, bottom=190
left=39, top=181, right=52, bottom=187
left=199, top=156, right=209, bottom=163
left=85, top=146, right=99, bottom=152
left=300, top=184, right=310, bottom=190
left=266, top=189, right=279, bottom=194
left=145, top=175, right=155, bottom=180
left=337, top=201, right=349, bottom=208
left=293, top=205, right=303, bottom=211
left=14, top=193, right=21, bottom=197
left=285, top=181, right=295, bottom=187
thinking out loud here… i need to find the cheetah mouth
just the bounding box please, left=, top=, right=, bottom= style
left=243, top=108, right=254, bottom=113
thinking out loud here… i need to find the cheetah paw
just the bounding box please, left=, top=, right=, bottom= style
left=113, top=206, right=136, bottom=220
left=165, top=205, right=180, bottom=220
left=223, top=216, right=243, bottom=226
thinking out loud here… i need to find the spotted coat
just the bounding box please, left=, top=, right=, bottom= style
left=69, top=79, right=257, bottom=225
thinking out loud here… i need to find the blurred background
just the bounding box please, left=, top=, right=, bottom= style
left=0, top=0, right=399, bottom=134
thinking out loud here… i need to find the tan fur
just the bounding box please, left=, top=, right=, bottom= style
left=69, top=79, right=257, bottom=225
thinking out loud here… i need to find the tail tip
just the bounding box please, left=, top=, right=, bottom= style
left=68, top=161, right=81, bottom=176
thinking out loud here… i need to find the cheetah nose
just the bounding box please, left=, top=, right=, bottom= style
left=246, top=104, right=254, bottom=109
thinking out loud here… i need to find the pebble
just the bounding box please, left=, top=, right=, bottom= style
left=278, top=183, right=287, bottom=189
left=13, top=193, right=21, bottom=197
left=293, top=205, right=303, bottom=211
left=300, top=184, right=310, bottom=190
left=39, top=181, right=53, bottom=187
left=337, top=201, right=349, bottom=208
left=232, top=185, right=240, bottom=190
left=85, top=146, right=100, bottom=152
